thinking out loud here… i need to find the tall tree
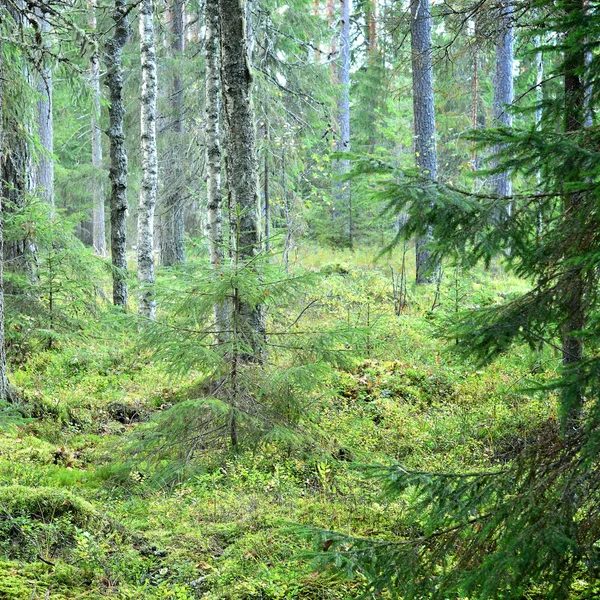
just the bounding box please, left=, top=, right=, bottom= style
left=410, top=0, right=438, bottom=284
left=561, top=0, right=587, bottom=418
left=492, top=0, right=514, bottom=202
left=90, top=1, right=106, bottom=256
left=219, top=0, right=265, bottom=357
left=34, top=7, right=54, bottom=210
left=104, top=0, right=131, bottom=308
left=159, top=0, right=186, bottom=266
left=204, top=0, right=226, bottom=340
left=331, top=0, right=352, bottom=246
left=0, top=36, right=10, bottom=402
left=137, top=0, right=158, bottom=319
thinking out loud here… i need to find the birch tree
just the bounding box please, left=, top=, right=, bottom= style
left=205, top=0, right=227, bottom=339
left=410, top=0, right=438, bottom=284
left=90, top=1, right=106, bottom=256
left=104, top=0, right=131, bottom=308
left=137, top=0, right=158, bottom=319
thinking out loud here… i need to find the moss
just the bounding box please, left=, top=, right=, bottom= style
left=0, top=485, right=99, bottom=527
left=0, top=560, right=71, bottom=600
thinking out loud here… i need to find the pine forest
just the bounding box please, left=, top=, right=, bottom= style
left=0, top=0, right=599, bottom=597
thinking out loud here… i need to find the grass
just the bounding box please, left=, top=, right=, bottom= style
left=0, top=246, right=558, bottom=599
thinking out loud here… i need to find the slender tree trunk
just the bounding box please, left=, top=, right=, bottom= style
left=138, top=0, right=158, bottom=319
left=0, top=36, right=9, bottom=402
left=327, top=0, right=337, bottom=81
left=333, top=0, right=351, bottom=246
left=263, top=124, right=270, bottom=253
left=205, top=0, right=227, bottom=341
left=367, top=0, right=377, bottom=55
left=411, top=0, right=438, bottom=284
left=90, top=2, right=107, bottom=256
left=562, top=0, right=587, bottom=421
left=104, top=0, right=131, bottom=308
left=281, top=145, right=293, bottom=273
left=159, top=0, right=186, bottom=266
left=492, top=0, right=514, bottom=203
left=34, top=8, right=54, bottom=211
left=219, top=0, right=265, bottom=358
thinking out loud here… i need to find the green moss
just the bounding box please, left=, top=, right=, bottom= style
left=0, top=485, right=98, bottom=527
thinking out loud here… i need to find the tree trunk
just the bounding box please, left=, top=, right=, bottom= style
left=263, top=124, right=270, bottom=253
left=205, top=0, right=227, bottom=341
left=34, top=8, right=54, bottom=211
left=138, top=0, right=158, bottom=319
left=0, top=37, right=10, bottom=402
left=562, top=0, right=587, bottom=421
left=410, top=0, right=438, bottom=284
left=327, top=0, right=337, bottom=81
left=90, top=2, right=107, bottom=257
left=492, top=0, right=514, bottom=203
left=219, top=0, right=265, bottom=358
left=104, top=0, right=131, bottom=308
left=333, top=0, right=351, bottom=246
left=159, top=0, right=186, bottom=266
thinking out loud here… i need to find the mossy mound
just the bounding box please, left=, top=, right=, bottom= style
left=0, top=486, right=102, bottom=562
left=0, top=559, right=73, bottom=600
left=0, top=485, right=98, bottom=527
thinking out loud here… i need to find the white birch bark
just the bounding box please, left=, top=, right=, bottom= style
left=205, top=0, right=227, bottom=340
left=138, top=0, right=158, bottom=319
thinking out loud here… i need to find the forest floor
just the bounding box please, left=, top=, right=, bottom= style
left=0, top=247, right=558, bottom=599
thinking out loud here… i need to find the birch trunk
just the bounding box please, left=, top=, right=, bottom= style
left=138, top=0, right=158, bottom=319
left=219, top=0, right=265, bottom=358
left=104, top=0, right=131, bottom=308
left=34, top=8, right=54, bottom=211
left=410, top=0, right=438, bottom=284
left=90, top=2, right=107, bottom=256
left=159, top=0, right=186, bottom=266
left=492, top=0, right=514, bottom=202
left=205, top=0, right=227, bottom=340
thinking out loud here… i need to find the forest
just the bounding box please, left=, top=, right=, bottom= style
left=0, top=0, right=599, bottom=597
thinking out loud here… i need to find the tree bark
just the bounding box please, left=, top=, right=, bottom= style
left=333, top=0, right=351, bottom=246
left=205, top=0, right=227, bottom=341
left=159, top=0, right=186, bottom=266
left=90, top=2, right=107, bottom=257
left=138, top=0, right=158, bottom=319
left=410, top=0, right=438, bottom=284
left=0, top=35, right=10, bottom=401
left=492, top=0, right=514, bottom=202
left=34, top=7, right=54, bottom=211
left=263, top=124, right=270, bottom=253
left=219, top=0, right=265, bottom=358
left=562, top=0, right=587, bottom=420
left=104, top=0, right=131, bottom=308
